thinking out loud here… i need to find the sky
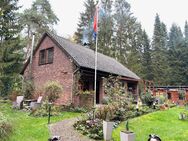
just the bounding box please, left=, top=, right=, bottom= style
left=18, top=0, right=188, bottom=38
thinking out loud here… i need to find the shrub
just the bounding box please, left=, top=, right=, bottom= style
left=22, top=80, right=34, bottom=99
left=0, top=112, right=12, bottom=140
left=141, top=91, right=155, bottom=106
left=159, top=95, right=166, bottom=104
left=44, top=81, right=63, bottom=102
left=73, top=118, right=103, bottom=140
left=103, top=75, right=128, bottom=103
left=30, top=99, right=59, bottom=117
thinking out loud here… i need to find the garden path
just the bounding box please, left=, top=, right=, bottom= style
left=48, top=118, right=96, bottom=141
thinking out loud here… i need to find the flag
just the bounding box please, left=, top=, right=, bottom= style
left=93, top=5, right=99, bottom=40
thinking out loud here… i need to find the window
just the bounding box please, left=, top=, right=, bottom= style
left=47, top=48, right=54, bottom=64
left=39, top=47, right=54, bottom=65
left=39, top=49, right=46, bottom=65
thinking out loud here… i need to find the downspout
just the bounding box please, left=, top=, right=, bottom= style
left=29, top=33, right=35, bottom=80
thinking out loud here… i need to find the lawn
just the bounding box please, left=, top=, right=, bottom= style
left=112, top=107, right=188, bottom=141
left=0, top=101, right=81, bottom=141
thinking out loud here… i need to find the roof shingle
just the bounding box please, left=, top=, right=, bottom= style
left=48, top=32, right=140, bottom=80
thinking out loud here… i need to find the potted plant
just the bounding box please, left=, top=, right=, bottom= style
left=120, top=120, right=135, bottom=141
left=103, top=106, right=115, bottom=141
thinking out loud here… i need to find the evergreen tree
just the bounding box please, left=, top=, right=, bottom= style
left=0, top=0, right=24, bottom=96
left=167, top=24, right=186, bottom=85
left=74, top=0, right=95, bottom=47
left=113, top=0, right=137, bottom=65
left=184, top=21, right=188, bottom=42
left=126, top=24, right=143, bottom=75
left=167, top=24, right=183, bottom=49
left=151, top=14, right=168, bottom=85
left=97, top=0, right=113, bottom=56
left=19, top=0, right=59, bottom=59
left=141, top=31, right=153, bottom=80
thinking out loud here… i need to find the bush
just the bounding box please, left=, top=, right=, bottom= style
left=44, top=81, right=63, bottom=102
left=73, top=118, right=103, bottom=140
left=30, top=99, right=59, bottom=117
left=0, top=112, right=12, bottom=140
left=141, top=91, right=155, bottom=106
left=22, top=80, right=34, bottom=99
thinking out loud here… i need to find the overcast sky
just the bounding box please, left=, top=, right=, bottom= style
left=18, top=0, right=188, bottom=38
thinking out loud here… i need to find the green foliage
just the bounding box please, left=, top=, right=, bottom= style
left=125, top=120, right=129, bottom=131
left=159, top=95, right=166, bottom=104
left=22, top=80, right=34, bottom=99
left=73, top=119, right=103, bottom=140
left=0, top=112, right=12, bottom=140
left=19, top=0, right=59, bottom=38
left=141, top=91, right=155, bottom=106
left=95, top=104, right=116, bottom=121
left=79, top=90, right=94, bottom=95
left=178, top=90, right=185, bottom=100
left=44, top=81, right=63, bottom=102
left=141, top=31, right=153, bottom=80
left=30, top=99, right=59, bottom=117
left=103, top=75, right=127, bottom=103
left=152, top=14, right=169, bottom=85
left=74, top=0, right=95, bottom=46
left=0, top=0, right=24, bottom=96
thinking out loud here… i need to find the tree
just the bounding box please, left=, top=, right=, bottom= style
left=167, top=24, right=183, bottom=49
left=0, top=0, right=24, bottom=96
left=141, top=31, right=153, bottom=80
left=184, top=21, right=188, bottom=42
left=151, top=14, right=168, bottom=85
left=167, top=24, right=186, bottom=85
left=74, top=0, right=95, bottom=47
left=97, top=0, right=114, bottom=56
left=19, top=0, right=59, bottom=59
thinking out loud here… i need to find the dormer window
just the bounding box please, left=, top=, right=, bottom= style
left=39, top=47, right=54, bottom=65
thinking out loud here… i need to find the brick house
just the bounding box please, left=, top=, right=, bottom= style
left=21, top=32, right=140, bottom=106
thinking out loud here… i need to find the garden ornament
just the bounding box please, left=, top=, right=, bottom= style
left=148, top=134, right=161, bottom=141
left=48, top=136, right=61, bottom=141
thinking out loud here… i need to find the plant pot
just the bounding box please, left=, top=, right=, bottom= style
left=103, top=120, right=114, bottom=141
left=120, top=131, right=135, bottom=141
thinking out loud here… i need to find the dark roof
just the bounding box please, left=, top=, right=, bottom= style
left=48, top=32, right=140, bottom=80
left=21, top=32, right=140, bottom=80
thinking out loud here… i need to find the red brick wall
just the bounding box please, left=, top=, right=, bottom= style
left=170, top=91, right=179, bottom=103
left=24, top=36, right=74, bottom=105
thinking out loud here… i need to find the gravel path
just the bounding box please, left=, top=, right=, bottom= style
left=48, top=118, right=96, bottom=141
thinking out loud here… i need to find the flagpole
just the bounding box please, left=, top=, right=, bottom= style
left=94, top=4, right=99, bottom=108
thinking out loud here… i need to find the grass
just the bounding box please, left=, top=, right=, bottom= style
left=0, top=101, right=81, bottom=141
left=112, top=107, right=188, bottom=141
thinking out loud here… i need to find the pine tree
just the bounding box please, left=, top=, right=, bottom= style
left=113, top=0, right=137, bottom=65
left=168, top=24, right=183, bottom=49
left=141, top=31, right=153, bottom=80
left=97, top=0, right=113, bottom=56
left=74, top=0, right=95, bottom=47
left=184, top=21, right=188, bottom=42
left=19, top=0, right=59, bottom=60
left=167, top=24, right=186, bottom=85
left=126, top=24, right=143, bottom=75
left=0, top=0, right=24, bottom=96
left=151, top=14, right=168, bottom=85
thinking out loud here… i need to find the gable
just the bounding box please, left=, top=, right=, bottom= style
left=22, top=32, right=140, bottom=80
